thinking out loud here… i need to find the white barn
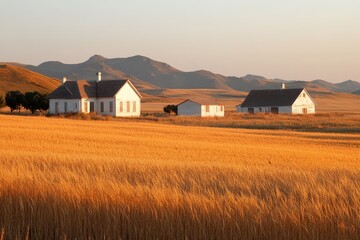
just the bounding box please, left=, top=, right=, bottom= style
left=177, top=99, right=225, bottom=117
left=237, top=88, right=315, bottom=114
left=48, top=73, right=142, bottom=117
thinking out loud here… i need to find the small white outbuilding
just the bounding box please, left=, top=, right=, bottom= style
left=48, top=73, right=142, bottom=117
left=177, top=99, right=225, bottom=117
left=237, top=87, right=315, bottom=114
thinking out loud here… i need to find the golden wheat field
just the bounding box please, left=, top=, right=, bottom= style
left=0, top=114, right=360, bottom=239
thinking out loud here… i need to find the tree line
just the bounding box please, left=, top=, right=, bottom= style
left=0, top=91, right=49, bottom=114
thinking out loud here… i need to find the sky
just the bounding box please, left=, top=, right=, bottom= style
left=1, top=0, right=360, bottom=83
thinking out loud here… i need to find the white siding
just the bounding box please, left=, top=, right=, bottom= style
left=114, top=82, right=141, bottom=117
left=178, top=100, right=224, bottom=117
left=279, top=106, right=292, bottom=113
left=81, top=98, right=97, bottom=113
left=237, top=105, right=246, bottom=113
left=292, top=90, right=316, bottom=114
left=201, top=105, right=225, bottom=117
left=49, top=99, right=81, bottom=114
left=238, top=106, right=291, bottom=114
left=49, top=81, right=141, bottom=117
left=178, top=101, right=201, bottom=116
left=96, top=98, right=116, bottom=116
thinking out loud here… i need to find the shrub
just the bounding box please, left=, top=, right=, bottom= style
left=163, top=105, right=178, bottom=115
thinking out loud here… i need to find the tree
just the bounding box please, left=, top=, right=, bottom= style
left=163, top=104, right=178, bottom=115
left=23, top=91, right=49, bottom=114
left=0, top=95, right=5, bottom=109
left=39, top=94, right=49, bottom=112
left=5, top=91, right=24, bottom=113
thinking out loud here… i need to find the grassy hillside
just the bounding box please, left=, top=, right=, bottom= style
left=24, top=54, right=360, bottom=93
left=0, top=115, right=359, bottom=239
left=0, top=64, right=60, bottom=95
left=140, top=88, right=360, bottom=113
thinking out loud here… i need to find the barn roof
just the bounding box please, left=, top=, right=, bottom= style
left=177, top=99, right=224, bottom=106
left=48, top=79, right=142, bottom=99
left=240, top=88, right=306, bottom=107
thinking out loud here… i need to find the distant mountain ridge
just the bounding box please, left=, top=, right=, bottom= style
left=6, top=55, right=360, bottom=94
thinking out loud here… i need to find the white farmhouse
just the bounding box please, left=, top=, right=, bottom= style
left=237, top=87, right=315, bottom=114
left=177, top=99, right=225, bottom=117
left=48, top=73, right=142, bottom=117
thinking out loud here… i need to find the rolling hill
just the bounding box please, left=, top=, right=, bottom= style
left=1, top=56, right=359, bottom=112
left=0, top=64, right=60, bottom=95
left=23, top=55, right=360, bottom=94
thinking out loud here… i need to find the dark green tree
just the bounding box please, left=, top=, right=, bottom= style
left=5, top=91, right=24, bottom=113
left=163, top=104, right=178, bottom=115
left=0, top=95, right=5, bottom=109
left=39, top=93, right=49, bottom=112
left=23, top=92, right=49, bottom=114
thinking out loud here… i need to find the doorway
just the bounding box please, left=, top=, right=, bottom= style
left=90, top=102, right=95, bottom=113
left=271, top=107, right=279, bottom=114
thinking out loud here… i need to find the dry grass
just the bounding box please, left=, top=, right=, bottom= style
left=45, top=111, right=360, bottom=133
left=0, top=115, right=360, bottom=239
left=0, top=64, right=59, bottom=95
left=113, top=112, right=360, bottom=133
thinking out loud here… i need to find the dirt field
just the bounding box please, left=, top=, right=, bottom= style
left=0, top=114, right=359, bottom=239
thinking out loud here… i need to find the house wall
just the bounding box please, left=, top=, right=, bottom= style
left=114, top=82, right=141, bottom=117
left=81, top=98, right=97, bottom=113
left=96, top=98, right=116, bottom=116
left=201, top=105, right=225, bottom=117
left=178, top=101, right=201, bottom=116
left=49, top=82, right=141, bottom=117
left=49, top=99, right=81, bottom=114
left=292, top=90, right=316, bottom=114
left=178, top=101, right=224, bottom=117
left=238, top=106, right=292, bottom=114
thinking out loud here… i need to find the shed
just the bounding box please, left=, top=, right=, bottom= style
left=177, top=99, right=225, bottom=117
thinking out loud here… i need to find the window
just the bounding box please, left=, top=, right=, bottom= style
left=109, top=101, right=113, bottom=113
left=126, top=101, right=130, bottom=112
left=303, top=93, right=306, bottom=97
left=75, top=103, right=78, bottom=110
left=64, top=102, right=67, bottom=113
left=55, top=102, right=59, bottom=114
left=119, top=101, right=123, bottom=112
left=259, top=107, right=262, bottom=112
left=205, top=105, right=210, bottom=113
left=133, top=101, right=136, bottom=112
left=100, top=102, right=104, bottom=112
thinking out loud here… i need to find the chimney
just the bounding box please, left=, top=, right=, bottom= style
left=281, top=83, right=286, bottom=90
left=62, top=77, right=67, bottom=85
left=96, top=72, right=102, bottom=82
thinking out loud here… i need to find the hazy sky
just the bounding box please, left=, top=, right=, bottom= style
left=1, top=0, right=360, bottom=82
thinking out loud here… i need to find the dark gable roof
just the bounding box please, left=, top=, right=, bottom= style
left=96, top=80, right=127, bottom=98
left=49, top=79, right=141, bottom=99
left=241, top=88, right=304, bottom=107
